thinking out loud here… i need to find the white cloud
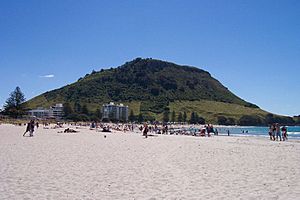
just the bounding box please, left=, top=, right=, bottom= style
left=39, top=74, right=54, bottom=78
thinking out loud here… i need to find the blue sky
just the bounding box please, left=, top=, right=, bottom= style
left=0, top=0, right=299, bottom=116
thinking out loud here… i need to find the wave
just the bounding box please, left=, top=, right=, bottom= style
left=287, top=132, right=300, bottom=135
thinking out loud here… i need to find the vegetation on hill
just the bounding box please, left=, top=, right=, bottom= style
left=23, top=58, right=296, bottom=125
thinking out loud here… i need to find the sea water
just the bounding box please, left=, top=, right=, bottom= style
left=215, top=126, right=300, bottom=139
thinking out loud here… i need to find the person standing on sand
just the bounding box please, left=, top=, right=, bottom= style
left=281, top=126, right=287, bottom=141
left=268, top=125, right=273, bottom=140
left=215, top=128, right=218, bottom=136
left=275, top=123, right=282, bottom=141
left=23, top=121, right=31, bottom=136
left=143, top=123, right=149, bottom=138
left=23, top=120, right=35, bottom=137
left=272, top=124, right=276, bottom=141
left=29, top=120, right=35, bottom=137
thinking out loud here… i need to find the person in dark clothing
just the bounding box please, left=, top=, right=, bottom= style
left=23, top=120, right=35, bottom=137
left=143, top=123, right=149, bottom=138
left=29, top=120, right=35, bottom=137
left=281, top=126, right=288, bottom=141
left=23, top=122, right=31, bottom=136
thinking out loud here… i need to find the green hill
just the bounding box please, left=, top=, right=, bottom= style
left=24, top=58, right=294, bottom=124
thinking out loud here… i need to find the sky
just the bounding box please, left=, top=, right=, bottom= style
left=0, top=0, right=299, bottom=116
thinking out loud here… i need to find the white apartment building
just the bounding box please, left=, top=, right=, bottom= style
left=102, top=102, right=129, bottom=121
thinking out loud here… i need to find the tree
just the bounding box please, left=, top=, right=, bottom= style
left=63, top=102, right=73, bottom=117
left=294, top=116, right=300, bottom=125
left=197, top=116, right=206, bottom=124
left=265, top=114, right=274, bottom=125
left=90, top=115, right=100, bottom=122
left=81, top=104, right=89, bottom=115
left=163, top=108, right=170, bottom=123
left=66, top=113, right=90, bottom=122
left=189, top=112, right=196, bottom=124
left=74, top=101, right=82, bottom=113
left=217, top=116, right=227, bottom=125
left=226, top=117, right=236, bottom=125
left=196, top=113, right=205, bottom=124
left=129, top=110, right=135, bottom=122
left=238, top=115, right=263, bottom=126
left=195, top=112, right=199, bottom=123
left=3, top=86, right=26, bottom=118
left=177, top=112, right=183, bottom=122
left=183, top=111, right=187, bottom=123
left=171, top=111, right=176, bottom=122
left=217, top=116, right=235, bottom=125
left=95, top=108, right=102, bottom=119
left=138, top=113, right=144, bottom=123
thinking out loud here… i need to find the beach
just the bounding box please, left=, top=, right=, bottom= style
left=1, top=124, right=300, bottom=200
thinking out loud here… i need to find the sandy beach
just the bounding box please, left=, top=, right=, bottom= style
left=0, top=124, right=299, bottom=200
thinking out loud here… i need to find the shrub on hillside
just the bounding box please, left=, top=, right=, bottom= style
left=238, top=115, right=264, bottom=126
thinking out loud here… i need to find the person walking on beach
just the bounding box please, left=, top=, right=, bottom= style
left=215, top=128, right=218, bottom=136
left=23, top=120, right=35, bottom=137
left=272, top=124, right=276, bottom=141
left=281, top=126, right=288, bottom=141
left=142, top=123, right=149, bottom=138
left=29, top=120, right=35, bottom=137
left=23, top=122, right=31, bottom=136
left=275, top=123, right=282, bottom=141
left=268, top=125, right=273, bottom=140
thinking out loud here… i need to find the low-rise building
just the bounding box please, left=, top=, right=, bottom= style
left=27, top=107, right=50, bottom=119
left=102, top=102, right=129, bottom=121
left=28, top=104, right=64, bottom=120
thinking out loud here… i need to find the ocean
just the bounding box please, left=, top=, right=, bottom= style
left=214, top=126, right=300, bottom=139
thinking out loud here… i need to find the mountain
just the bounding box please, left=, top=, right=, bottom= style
left=24, top=58, right=293, bottom=124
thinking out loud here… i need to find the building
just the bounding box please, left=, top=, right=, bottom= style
left=49, top=104, right=64, bottom=119
left=27, top=107, right=50, bottom=119
left=27, top=104, right=64, bottom=120
left=102, top=102, right=129, bottom=121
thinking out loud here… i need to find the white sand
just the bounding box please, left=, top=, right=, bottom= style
left=0, top=124, right=300, bottom=200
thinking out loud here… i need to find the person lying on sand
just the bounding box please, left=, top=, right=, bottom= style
left=102, top=127, right=111, bottom=132
left=57, top=128, right=79, bottom=133
left=64, top=128, right=78, bottom=133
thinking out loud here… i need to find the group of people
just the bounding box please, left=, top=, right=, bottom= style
left=21, top=120, right=289, bottom=141
left=269, top=123, right=288, bottom=141
left=140, top=123, right=169, bottom=138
